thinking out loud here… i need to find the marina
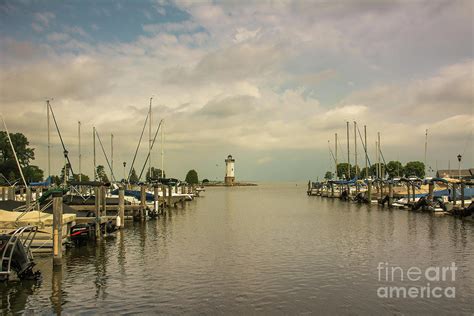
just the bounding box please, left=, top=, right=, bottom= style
left=1, top=1, right=473, bottom=314
left=1, top=183, right=473, bottom=314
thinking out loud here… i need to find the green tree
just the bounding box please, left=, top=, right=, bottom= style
left=369, top=163, right=386, bottom=178
left=72, top=173, right=90, bottom=182
left=202, top=179, right=209, bottom=184
left=386, top=161, right=403, bottom=178
left=0, top=131, right=35, bottom=165
left=0, top=131, right=41, bottom=184
left=404, top=161, right=425, bottom=178
left=324, top=171, right=333, bottom=180
left=185, top=169, right=199, bottom=184
left=146, top=167, right=165, bottom=181
left=129, top=168, right=139, bottom=183
left=350, top=165, right=360, bottom=178
left=336, top=163, right=349, bottom=179
left=96, top=165, right=109, bottom=182
left=336, top=163, right=358, bottom=179
left=24, top=165, right=44, bottom=182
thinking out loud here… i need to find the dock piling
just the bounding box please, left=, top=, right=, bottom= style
left=167, top=186, right=172, bottom=208
left=94, top=186, right=101, bottom=240
left=154, top=185, right=159, bottom=214
left=388, top=182, right=393, bottom=207
left=140, top=185, right=146, bottom=221
left=8, top=186, right=15, bottom=201
left=52, top=191, right=63, bottom=266
left=118, top=186, right=125, bottom=228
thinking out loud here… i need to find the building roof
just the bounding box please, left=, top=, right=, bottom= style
left=436, top=169, right=473, bottom=178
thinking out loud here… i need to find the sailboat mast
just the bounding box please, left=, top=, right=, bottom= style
left=47, top=100, right=51, bottom=179
left=364, top=125, right=368, bottom=179
left=375, top=141, right=378, bottom=179
left=78, top=121, right=81, bottom=181
left=354, top=121, right=357, bottom=177
left=149, top=97, right=152, bottom=181
left=335, top=133, right=338, bottom=180
left=93, top=126, right=96, bottom=180
left=346, top=121, right=350, bottom=180
left=424, top=129, right=428, bottom=176
left=161, top=120, right=164, bottom=178
left=111, top=133, right=114, bottom=183
left=377, top=132, right=381, bottom=178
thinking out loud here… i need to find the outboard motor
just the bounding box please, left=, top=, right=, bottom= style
left=0, top=234, right=40, bottom=281
left=412, top=197, right=428, bottom=211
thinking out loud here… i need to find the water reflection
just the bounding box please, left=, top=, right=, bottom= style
left=50, top=265, right=63, bottom=315
left=2, top=183, right=473, bottom=314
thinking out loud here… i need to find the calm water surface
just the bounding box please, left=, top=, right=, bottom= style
left=1, top=183, right=473, bottom=314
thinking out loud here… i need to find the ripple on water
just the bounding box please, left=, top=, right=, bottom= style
left=2, top=183, right=473, bottom=314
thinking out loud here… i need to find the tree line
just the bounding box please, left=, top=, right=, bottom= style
left=324, top=161, right=425, bottom=180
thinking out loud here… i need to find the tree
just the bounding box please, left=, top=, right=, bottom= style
left=369, top=163, right=386, bottom=178
left=72, top=173, right=90, bottom=182
left=404, top=161, right=425, bottom=178
left=386, top=161, right=403, bottom=178
left=185, top=169, right=199, bottom=184
left=146, top=167, right=165, bottom=181
left=129, top=168, right=139, bottom=183
left=202, top=179, right=209, bottom=184
left=324, top=171, right=333, bottom=180
left=0, top=131, right=42, bottom=184
left=24, top=165, right=44, bottom=182
left=96, top=165, right=109, bottom=183
left=336, top=163, right=350, bottom=179
left=350, top=165, right=360, bottom=178
left=336, top=163, right=358, bottom=179
left=0, top=131, right=35, bottom=166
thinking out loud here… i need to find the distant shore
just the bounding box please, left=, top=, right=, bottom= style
left=203, top=182, right=258, bottom=187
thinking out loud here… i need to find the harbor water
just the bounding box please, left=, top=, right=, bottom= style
left=1, top=183, right=473, bottom=314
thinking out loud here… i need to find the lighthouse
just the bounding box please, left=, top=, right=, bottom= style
left=224, top=154, right=235, bottom=186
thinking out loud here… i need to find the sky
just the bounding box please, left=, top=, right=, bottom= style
left=0, top=0, right=473, bottom=182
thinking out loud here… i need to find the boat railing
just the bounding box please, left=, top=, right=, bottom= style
left=14, top=199, right=53, bottom=225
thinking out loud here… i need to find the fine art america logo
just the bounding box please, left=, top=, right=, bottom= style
left=377, top=262, right=457, bottom=299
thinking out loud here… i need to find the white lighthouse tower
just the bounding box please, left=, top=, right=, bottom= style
left=224, top=154, right=235, bottom=186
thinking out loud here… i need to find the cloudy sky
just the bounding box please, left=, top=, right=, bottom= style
left=0, top=0, right=472, bottom=181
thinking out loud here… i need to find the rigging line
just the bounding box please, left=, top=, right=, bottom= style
left=1, top=115, right=27, bottom=187
left=138, top=119, right=163, bottom=181
left=462, top=130, right=472, bottom=156
left=95, top=129, right=117, bottom=182
left=378, top=144, right=387, bottom=166
left=48, top=102, right=75, bottom=176
left=128, top=111, right=149, bottom=181
left=356, top=124, right=372, bottom=167
left=328, top=141, right=336, bottom=164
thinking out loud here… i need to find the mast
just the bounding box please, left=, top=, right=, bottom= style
left=111, top=133, right=114, bottom=182
left=375, top=141, right=378, bottom=179
left=93, top=126, right=96, bottom=180
left=149, top=97, right=152, bottom=181
left=354, top=121, right=357, bottom=177
left=335, top=133, right=338, bottom=180
left=364, top=125, right=368, bottom=179
left=47, top=100, right=51, bottom=179
left=78, top=121, right=82, bottom=181
left=377, top=132, right=381, bottom=178
left=424, top=129, right=428, bottom=176
left=346, top=121, right=350, bottom=180
left=161, top=120, right=164, bottom=178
